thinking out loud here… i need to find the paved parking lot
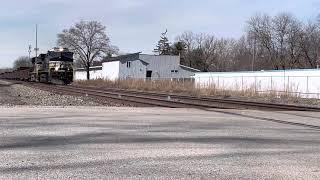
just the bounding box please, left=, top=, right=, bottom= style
left=0, top=107, right=319, bottom=179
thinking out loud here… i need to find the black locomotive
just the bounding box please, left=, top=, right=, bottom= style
left=0, top=48, right=74, bottom=85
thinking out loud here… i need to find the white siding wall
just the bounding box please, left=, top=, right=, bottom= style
left=176, top=66, right=198, bottom=79
left=74, top=62, right=119, bottom=81
left=140, top=55, right=182, bottom=78
left=74, top=68, right=104, bottom=80
left=102, top=61, right=120, bottom=81
left=194, top=69, right=320, bottom=98
left=118, top=59, right=147, bottom=79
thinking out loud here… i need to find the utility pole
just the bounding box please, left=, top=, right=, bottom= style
left=251, top=36, right=256, bottom=72
left=34, top=24, right=39, bottom=58
left=28, top=45, right=32, bottom=59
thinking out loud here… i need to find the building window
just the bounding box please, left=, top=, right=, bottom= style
left=127, top=61, right=131, bottom=68
left=171, top=70, right=179, bottom=73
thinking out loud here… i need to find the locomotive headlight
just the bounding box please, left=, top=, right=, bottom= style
left=55, top=66, right=59, bottom=71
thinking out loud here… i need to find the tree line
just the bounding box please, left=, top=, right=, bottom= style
left=155, top=13, right=320, bottom=72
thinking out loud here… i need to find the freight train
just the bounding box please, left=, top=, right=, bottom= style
left=0, top=47, right=74, bottom=85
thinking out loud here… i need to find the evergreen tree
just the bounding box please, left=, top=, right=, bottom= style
left=171, top=41, right=186, bottom=56
left=154, top=29, right=171, bottom=55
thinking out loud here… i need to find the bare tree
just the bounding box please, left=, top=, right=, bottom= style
left=176, top=31, right=197, bottom=50
left=176, top=31, right=197, bottom=67
left=201, top=35, right=217, bottom=72
left=13, top=56, right=32, bottom=69
left=175, top=32, right=236, bottom=72
left=272, top=13, right=301, bottom=69
left=57, top=20, right=118, bottom=80
left=173, top=13, right=320, bottom=72
left=246, top=13, right=303, bottom=70
left=247, top=14, right=278, bottom=69
left=299, top=22, right=320, bottom=68
left=216, top=38, right=237, bottom=71
left=286, top=16, right=303, bottom=68
left=232, top=35, right=256, bottom=71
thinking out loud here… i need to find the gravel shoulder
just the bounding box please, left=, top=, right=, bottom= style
left=0, top=81, right=26, bottom=106
left=0, top=80, right=122, bottom=107
left=10, top=84, right=101, bottom=106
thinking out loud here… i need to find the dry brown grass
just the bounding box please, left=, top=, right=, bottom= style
left=75, top=79, right=199, bottom=95
left=73, top=79, right=302, bottom=100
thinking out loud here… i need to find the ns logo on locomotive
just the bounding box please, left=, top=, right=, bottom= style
left=30, top=47, right=74, bottom=85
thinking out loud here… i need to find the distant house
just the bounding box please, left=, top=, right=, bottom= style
left=74, top=52, right=200, bottom=81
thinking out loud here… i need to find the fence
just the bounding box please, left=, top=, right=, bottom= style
left=131, top=76, right=320, bottom=99
left=194, top=75, right=320, bottom=99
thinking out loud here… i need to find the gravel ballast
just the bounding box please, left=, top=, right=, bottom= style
left=10, top=84, right=103, bottom=106
left=0, top=80, right=125, bottom=107
left=0, top=82, right=26, bottom=106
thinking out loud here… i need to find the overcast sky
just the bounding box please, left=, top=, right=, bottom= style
left=0, top=0, right=319, bottom=67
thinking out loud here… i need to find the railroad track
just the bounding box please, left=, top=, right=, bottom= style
left=25, top=82, right=228, bottom=108
left=24, top=82, right=320, bottom=112
left=9, top=81, right=320, bottom=130
left=78, top=86, right=320, bottom=111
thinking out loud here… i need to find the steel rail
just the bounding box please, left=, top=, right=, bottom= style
left=72, top=85, right=320, bottom=112
left=21, top=81, right=320, bottom=130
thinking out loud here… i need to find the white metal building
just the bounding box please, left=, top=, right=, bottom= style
left=74, top=66, right=103, bottom=80
left=74, top=53, right=200, bottom=81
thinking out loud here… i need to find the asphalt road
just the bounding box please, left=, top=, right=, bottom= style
left=0, top=107, right=319, bottom=179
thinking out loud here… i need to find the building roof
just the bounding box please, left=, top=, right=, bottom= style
left=193, top=68, right=320, bottom=75
left=102, top=52, right=149, bottom=65
left=180, top=65, right=201, bottom=72
left=103, top=52, right=141, bottom=62
left=92, top=61, right=103, bottom=66
left=76, top=66, right=103, bottom=71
